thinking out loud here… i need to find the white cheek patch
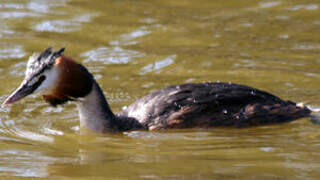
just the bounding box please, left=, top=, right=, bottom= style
left=34, top=68, right=59, bottom=95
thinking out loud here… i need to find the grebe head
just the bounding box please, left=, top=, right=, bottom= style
left=2, top=47, right=93, bottom=107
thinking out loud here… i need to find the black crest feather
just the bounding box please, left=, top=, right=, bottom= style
left=26, top=47, right=65, bottom=76
left=36, top=47, right=65, bottom=65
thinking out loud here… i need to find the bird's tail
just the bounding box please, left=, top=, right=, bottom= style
left=236, top=101, right=311, bottom=127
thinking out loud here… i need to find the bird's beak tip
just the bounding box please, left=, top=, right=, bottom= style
left=1, top=103, right=8, bottom=108
left=2, top=84, right=32, bottom=108
left=2, top=98, right=14, bottom=108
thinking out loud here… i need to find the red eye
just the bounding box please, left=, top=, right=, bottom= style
left=39, top=75, right=46, bottom=82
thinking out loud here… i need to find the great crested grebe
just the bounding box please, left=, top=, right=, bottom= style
left=2, top=48, right=311, bottom=133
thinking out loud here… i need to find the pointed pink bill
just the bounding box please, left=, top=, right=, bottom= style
left=2, top=83, right=34, bottom=108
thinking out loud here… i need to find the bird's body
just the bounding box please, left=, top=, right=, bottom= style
left=118, top=82, right=310, bottom=131
left=2, top=48, right=311, bottom=133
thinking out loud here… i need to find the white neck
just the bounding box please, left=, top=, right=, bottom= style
left=76, top=81, right=118, bottom=133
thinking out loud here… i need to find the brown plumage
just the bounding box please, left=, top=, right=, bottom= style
left=43, top=56, right=93, bottom=106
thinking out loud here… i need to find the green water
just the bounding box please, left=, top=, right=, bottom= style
left=0, top=0, right=320, bottom=179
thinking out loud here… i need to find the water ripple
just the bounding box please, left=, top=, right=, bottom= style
left=27, top=0, right=69, bottom=13
left=292, top=43, right=320, bottom=50
left=140, top=55, right=176, bottom=75
left=305, top=73, right=320, bottom=79
left=33, top=14, right=97, bottom=33
left=0, top=0, right=69, bottom=14
left=9, top=62, right=26, bottom=77
left=0, top=3, right=25, bottom=9
left=0, top=23, right=14, bottom=38
left=0, top=12, right=39, bottom=19
left=81, top=46, right=144, bottom=64
left=0, top=149, right=56, bottom=177
left=14, top=130, right=54, bottom=144
left=110, top=26, right=152, bottom=46
left=259, top=2, right=281, bottom=8
left=289, top=4, right=318, bottom=11
left=0, top=45, right=26, bottom=59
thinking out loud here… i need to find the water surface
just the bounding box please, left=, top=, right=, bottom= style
left=0, top=0, right=320, bottom=179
